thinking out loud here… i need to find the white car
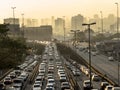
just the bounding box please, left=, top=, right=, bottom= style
left=60, top=76, right=67, bottom=82
left=34, top=81, right=42, bottom=87
left=92, top=74, right=101, bottom=81
left=91, top=51, right=97, bottom=56
left=82, top=68, right=89, bottom=76
left=46, top=83, right=54, bottom=88
left=47, top=79, right=55, bottom=86
left=83, top=80, right=93, bottom=89
left=108, top=56, right=114, bottom=61
left=105, top=85, right=113, bottom=90
left=61, top=82, right=70, bottom=90
left=35, top=76, right=43, bottom=81
left=20, top=72, right=29, bottom=81
left=13, top=79, right=23, bottom=90
left=33, top=84, right=41, bottom=90
left=47, top=75, right=54, bottom=80
left=72, top=70, right=81, bottom=76
left=58, top=70, right=65, bottom=76
left=100, top=81, right=109, bottom=90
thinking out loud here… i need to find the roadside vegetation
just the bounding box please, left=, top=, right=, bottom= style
left=72, top=30, right=120, bottom=42
left=0, top=24, right=27, bottom=69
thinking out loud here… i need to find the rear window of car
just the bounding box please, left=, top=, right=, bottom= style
left=13, top=80, right=22, bottom=83
left=34, top=85, right=40, bottom=87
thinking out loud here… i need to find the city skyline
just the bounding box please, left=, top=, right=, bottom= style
left=2, top=13, right=119, bottom=34
left=0, top=0, right=119, bottom=21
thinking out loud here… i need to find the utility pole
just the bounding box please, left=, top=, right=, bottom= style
left=82, top=22, right=96, bottom=89
left=63, top=16, right=66, bottom=42
left=100, top=11, right=103, bottom=33
left=11, top=7, right=16, bottom=37
left=21, top=13, right=24, bottom=38
left=71, top=29, right=80, bottom=90
left=115, top=2, right=119, bottom=86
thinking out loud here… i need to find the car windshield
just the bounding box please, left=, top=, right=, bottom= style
left=94, top=76, right=99, bottom=78
left=5, top=78, right=11, bottom=80
left=14, top=86, right=20, bottom=88
left=49, top=81, right=54, bottom=83
left=61, top=76, right=66, bottom=78
left=34, top=85, right=40, bottom=87
left=36, top=78, right=42, bottom=81
left=13, top=80, right=22, bottom=83
left=47, top=84, right=53, bottom=87
left=46, top=88, right=53, bottom=90
left=85, top=82, right=90, bottom=84
left=108, top=87, right=112, bottom=89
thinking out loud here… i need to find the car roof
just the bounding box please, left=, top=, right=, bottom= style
left=84, top=80, right=90, bottom=82
left=61, top=82, right=69, bottom=84
left=48, top=79, right=54, bottom=81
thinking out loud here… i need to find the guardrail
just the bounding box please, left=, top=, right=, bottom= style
left=0, top=68, right=13, bottom=82
left=65, top=66, right=75, bottom=90
left=62, top=56, right=80, bottom=90
left=84, top=59, right=117, bottom=86
left=28, top=63, right=39, bottom=84
left=71, top=50, right=117, bottom=86
left=57, top=43, right=117, bottom=87
left=23, top=62, right=40, bottom=90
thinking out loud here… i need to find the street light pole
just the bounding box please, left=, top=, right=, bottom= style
left=82, top=22, right=96, bottom=89
left=21, top=13, right=24, bottom=38
left=11, top=7, right=16, bottom=37
left=63, top=16, right=66, bottom=42
left=115, top=2, right=119, bottom=86
left=115, top=3, right=119, bottom=35
left=100, top=11, right=103, bottom=33
left=71, top=30, right=80, bottom=49
left=71, top=29, right=80, bottom=90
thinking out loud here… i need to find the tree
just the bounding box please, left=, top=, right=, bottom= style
left=77, top=31, right=86, bottom=42
left=0, top=24, right=27, bottom=69
left=0, top=24, right=9, bottom=39
left=93, top=33, right=106, bottom=42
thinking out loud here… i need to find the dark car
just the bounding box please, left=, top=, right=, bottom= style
left=0, top=83, right=5, bottom=90
left=4, top=77, right=12, bottom=85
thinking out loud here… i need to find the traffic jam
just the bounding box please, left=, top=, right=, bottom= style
left=0, top=42, right=120, bottom=90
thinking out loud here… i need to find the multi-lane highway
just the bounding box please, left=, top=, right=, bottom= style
left=1, top=42, right=120, bottom=90
left=76, top=46, right=120, bottom=85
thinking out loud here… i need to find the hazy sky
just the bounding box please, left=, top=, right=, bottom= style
left=0, top=0, right=119, bottom=19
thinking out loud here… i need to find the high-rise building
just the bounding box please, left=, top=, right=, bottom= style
left=24, top=25, right=52, bottom=41
left=4, top=18, right=19, bottom=25
left=41, top=18, right=51, bottom=25
left=51, top=16, right=55, bottom=28
left=110, top=18, right=120, bottom=34
left=51, top=16, right=55, bottom=35
left=89, top=14, right=100, bottom=33
left=71, top=14, right=84, bottom=30
left=31, top=19, right=38, bottom=27
left=26, top=18, right=38, bottom=27
left=54, top=18, right=64, bottom=35
left=4, top=18, right=20, bottom=37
